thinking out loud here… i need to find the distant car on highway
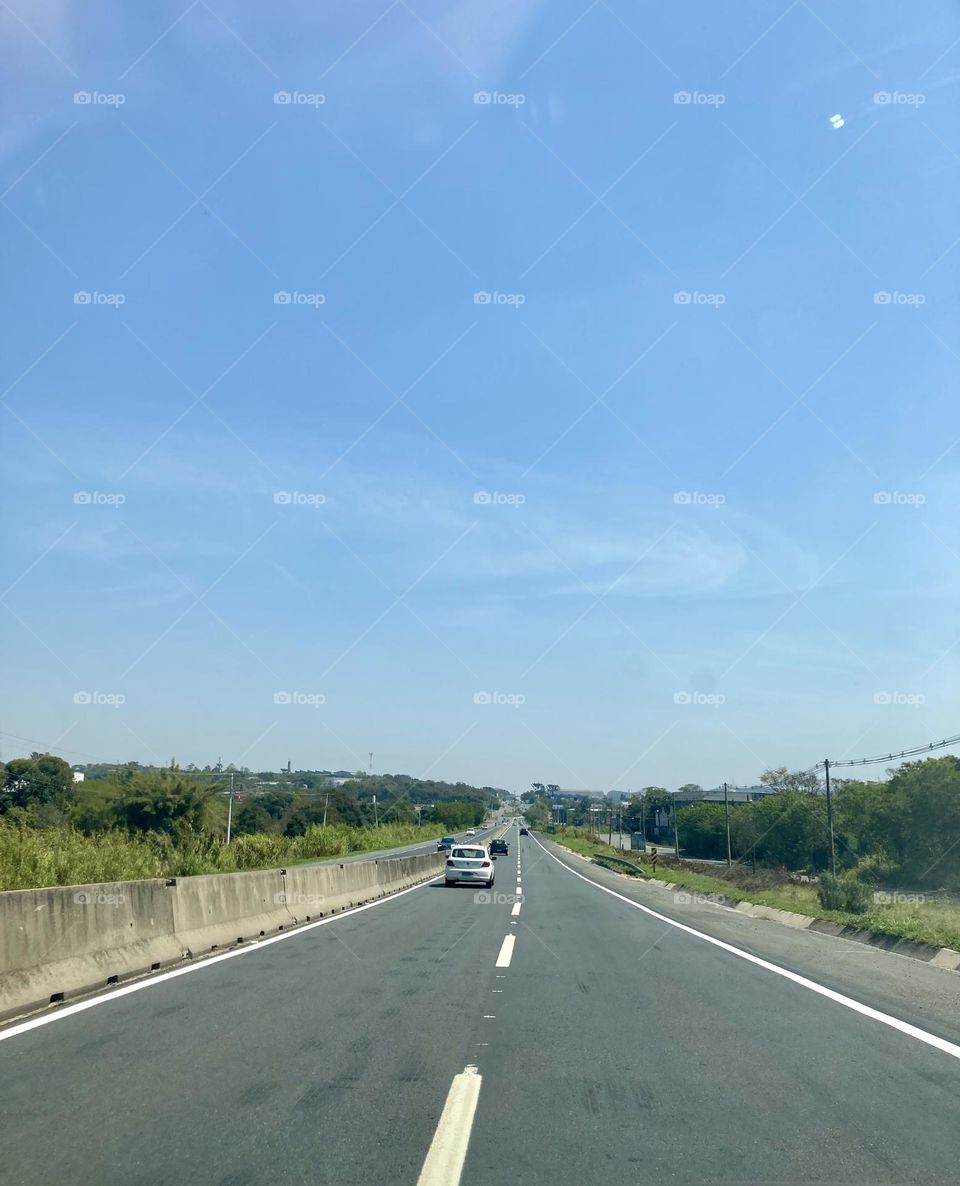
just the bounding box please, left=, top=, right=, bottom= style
left=465, top=829, right=476, bottom=837
left=437, top=836, right=457, bottom=852
left=490, top=839, right=509, bottom=857
left=445, top=845, right=495, bottom=887
left=519, top=827, right=529, bottom=836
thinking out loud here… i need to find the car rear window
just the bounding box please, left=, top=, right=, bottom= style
left=453, top=847, right=485, bottom=859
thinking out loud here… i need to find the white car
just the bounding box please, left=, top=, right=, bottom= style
left=445, top=845, right=495, bottom=887
left=465, top=829, right=476, bottom=837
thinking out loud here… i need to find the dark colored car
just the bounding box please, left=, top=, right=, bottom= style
left=490, top=839, right=509, bottom=857
left=437, top=835, right=457, bottom=852
left=519, top=827, right=529, bottom=836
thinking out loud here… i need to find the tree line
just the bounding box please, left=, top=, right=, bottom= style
left=523, top=758, right=960, bottom=891
left=0, top=755, right=497, bottom=839
left=674, top=758, right=960, bottom=889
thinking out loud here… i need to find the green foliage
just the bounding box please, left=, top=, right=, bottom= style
left=884, top=757, right=960, bottom=889
left=2, top=753, right=76, bottom=811
left=0, top=817, right=163, bottom=889
left=524, top=798, right=549, bottom=828
left=0, top=816, right=439, bottom=890
left=676, top=802, right=729, bottom=860
left=817, top=871, right=873, bottom=914
left=112, top=773, right=209, bottom=834
left=431, top=800, right=484, bottom=829
left=760, top=766, right=821, bottom=794
left=740, top=792, right=832, bottom=870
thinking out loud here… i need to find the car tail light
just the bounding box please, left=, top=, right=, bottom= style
left=446, top=859, right=454, bottom=866
left=481, top=860, right=491, bottom=868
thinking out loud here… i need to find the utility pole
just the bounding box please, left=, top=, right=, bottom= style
left=824, top=759, right=836, bottom=874
left=608, top=806, right=613, bottom=847
left=322, top=791, right=330, bottom=827
left=225, top=772, right=236, bottom=845
left=672, top=794, right=680, bottom=859
left=373, top=794, right=379, bottom=827
left=723, top=781, right=732, bottom=867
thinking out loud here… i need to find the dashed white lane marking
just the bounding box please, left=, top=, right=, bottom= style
left=511, top=901, right=522, bottom=916
left=530, top=833, right=960, bottom=1063
left=416, top=1064, right=482, bottom=1186
left=495, top=935, right=515, bottom=967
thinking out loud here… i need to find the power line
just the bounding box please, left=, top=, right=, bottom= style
left=823, top=732, right=960, bottom=769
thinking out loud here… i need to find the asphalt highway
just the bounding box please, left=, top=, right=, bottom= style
left=313, top=822, right=502, bottom=865
left=2, top=824, right=960, bottom=1185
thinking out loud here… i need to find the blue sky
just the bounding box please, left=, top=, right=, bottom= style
left=2, top=1, right=960, bottom=791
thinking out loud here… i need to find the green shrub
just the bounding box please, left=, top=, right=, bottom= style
left=817, top=871, right=873, bottom=914
left=851, top=855, right=895, bottom=884
left=230, top=833, right=286, bottom=870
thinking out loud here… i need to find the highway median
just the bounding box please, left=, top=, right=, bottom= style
left=0, top=850, right=444, bottom=1023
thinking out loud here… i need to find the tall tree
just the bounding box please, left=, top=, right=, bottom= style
left=2, top=754, right=76, bottom=811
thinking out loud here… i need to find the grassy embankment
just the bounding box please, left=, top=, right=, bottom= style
left=0, top=821, right=436, bottom=892
left=551, top=828, right=960, bottom=952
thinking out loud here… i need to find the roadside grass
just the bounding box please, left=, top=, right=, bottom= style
left=549, top=829, right=960, bottom=952
left=0, top=820, right=439, bottom=891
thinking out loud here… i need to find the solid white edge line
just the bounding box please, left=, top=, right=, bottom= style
left=530, top=833, right=960, bottom=1062
left=495, top=935, right=515, bottom=968
left=416, top=1064, right=482, bottom=1186
left=0, top=872, right=443, bottom=1043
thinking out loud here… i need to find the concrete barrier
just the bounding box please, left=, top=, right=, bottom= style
left=0, top=879, right=183, bottom=1021
left=0, top=852, right=444, bottom=1021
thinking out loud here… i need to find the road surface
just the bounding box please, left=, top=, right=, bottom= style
left=2, top=825, right=960, bottom=1185
left=304, top=822, right=504, bottom=865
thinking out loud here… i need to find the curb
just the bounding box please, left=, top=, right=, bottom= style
left=551, top=841, right=960, bottom=974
